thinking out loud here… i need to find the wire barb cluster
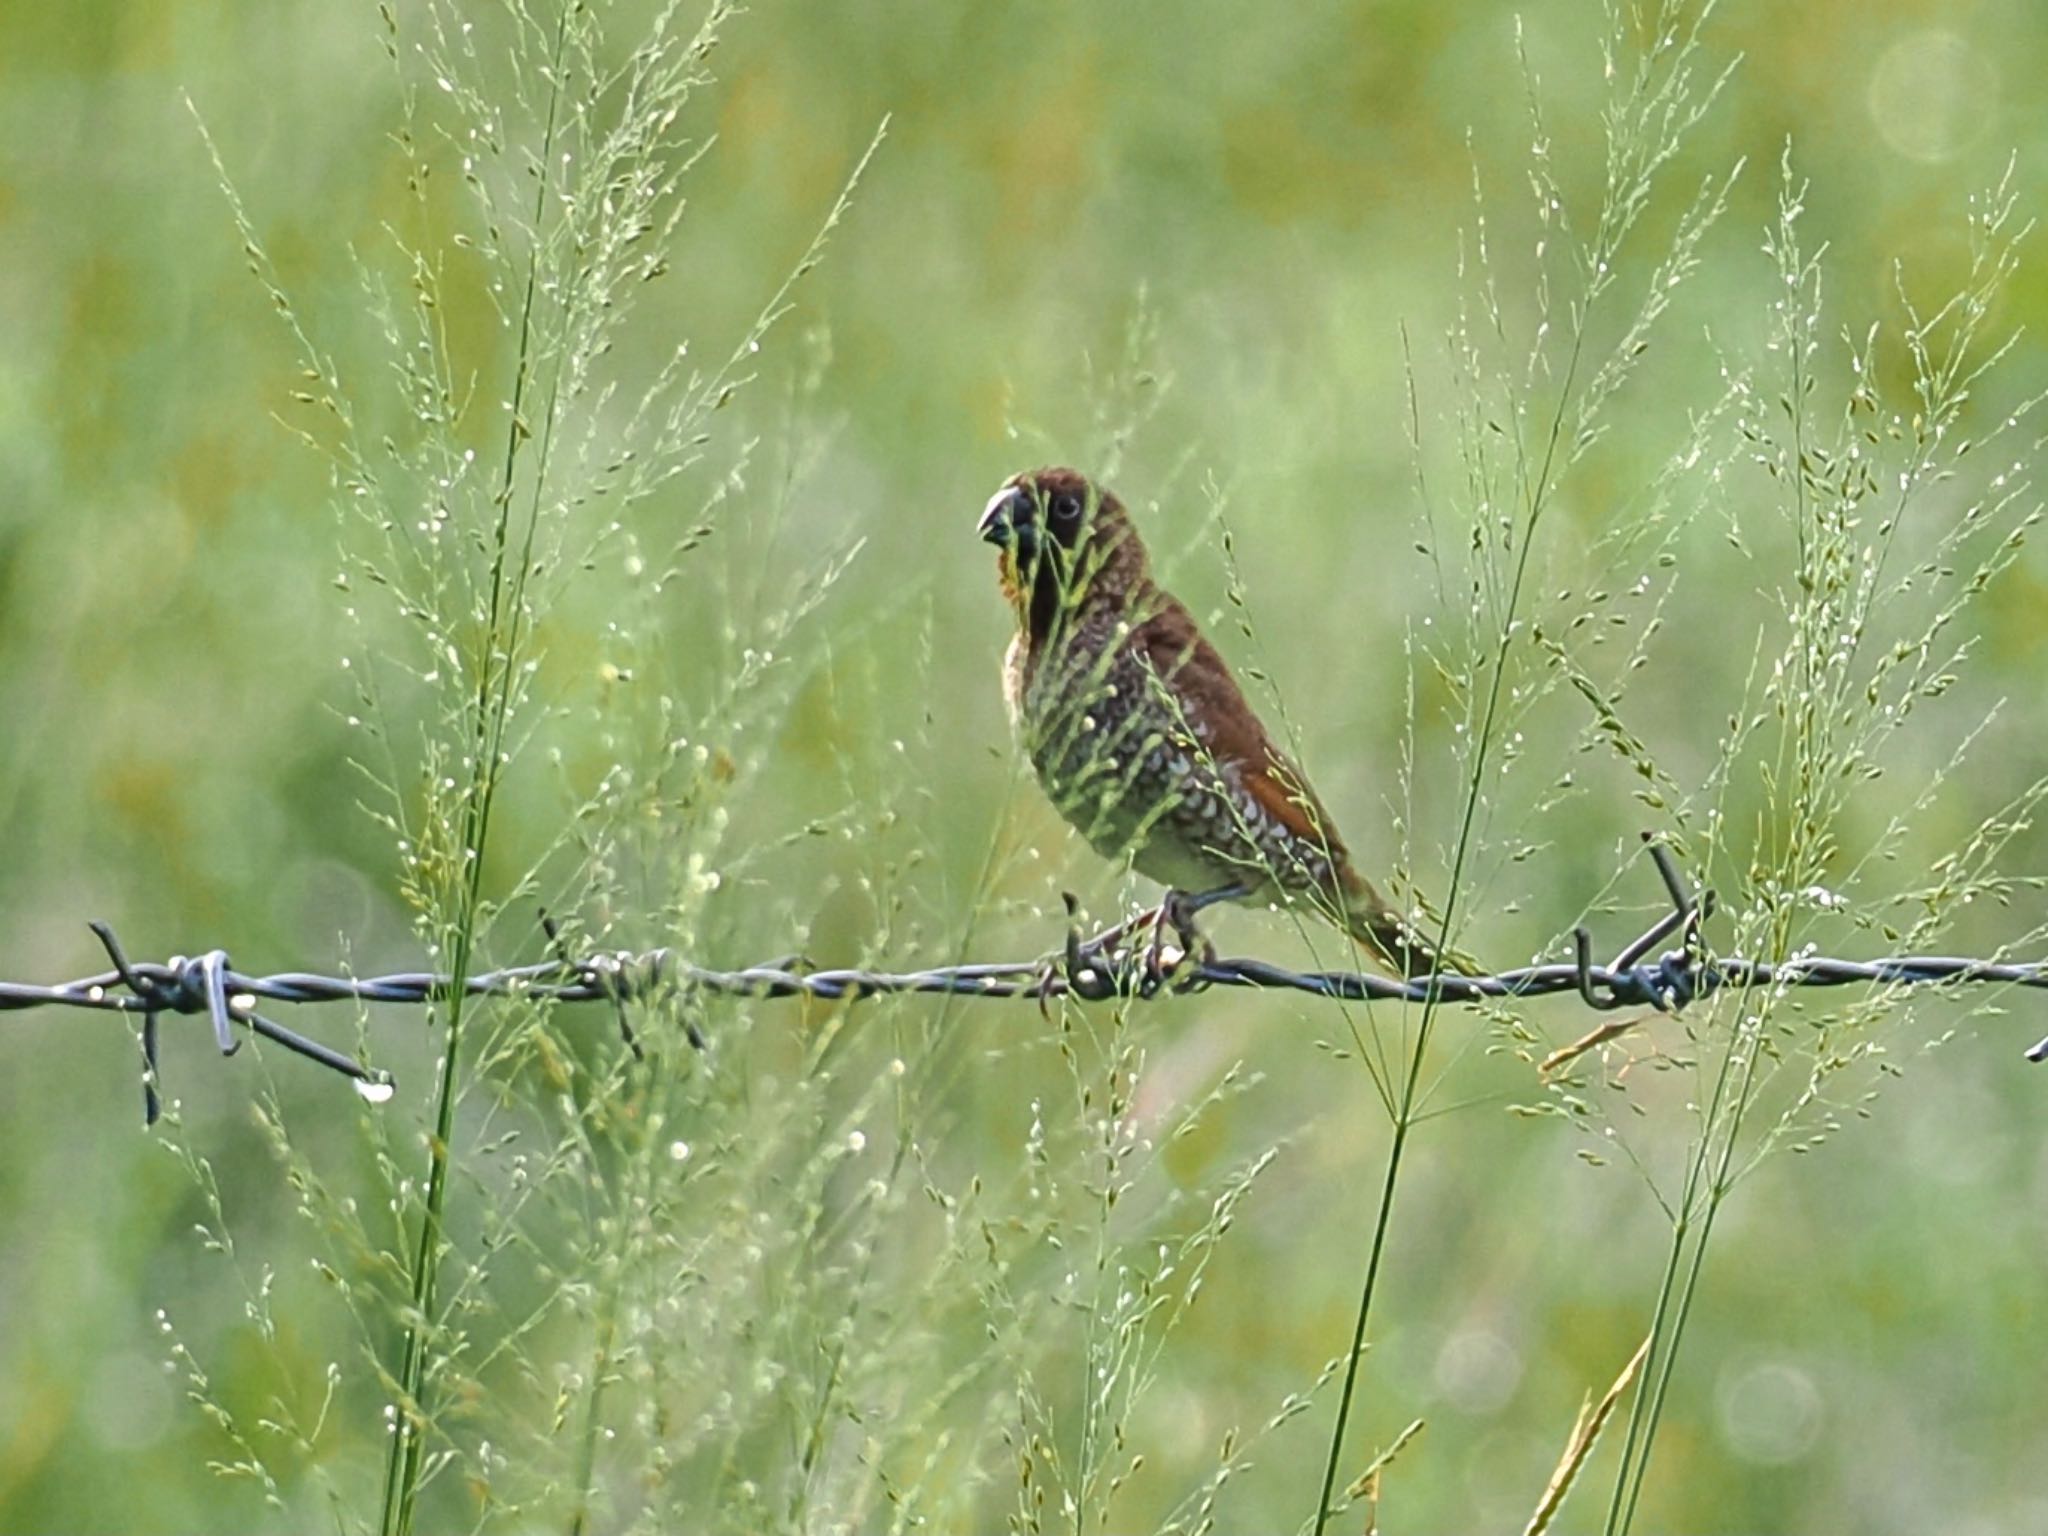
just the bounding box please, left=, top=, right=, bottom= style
left=3, top=841, right=2043, bottom=1126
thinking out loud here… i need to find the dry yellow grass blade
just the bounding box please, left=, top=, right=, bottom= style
left=1522, top=1334, right=1654, bottom=1536
left=1339, top=1416, right=1427, bottom=1533
left=1539, top=1013, right=1654, bottom=1076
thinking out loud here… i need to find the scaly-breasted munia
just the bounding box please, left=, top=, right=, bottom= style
left=979, top=466, right=1460, bottom=977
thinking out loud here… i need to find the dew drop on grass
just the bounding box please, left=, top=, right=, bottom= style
left=355, top=1075, right=396, bottom=1106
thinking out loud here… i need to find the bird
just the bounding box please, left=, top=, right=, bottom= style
left=978, top=465, right=1466, bottom=979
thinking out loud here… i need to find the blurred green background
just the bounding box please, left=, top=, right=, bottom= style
left=5, top=1, right=2048, bottom=1531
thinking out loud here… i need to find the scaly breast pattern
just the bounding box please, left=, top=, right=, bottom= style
left=1008, top=605, right=1340, bottom=901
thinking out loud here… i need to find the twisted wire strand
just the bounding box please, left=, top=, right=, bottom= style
left=4, top=845, right=2042, bottom=1126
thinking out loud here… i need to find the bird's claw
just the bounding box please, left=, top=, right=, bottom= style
left=1138, top=890, right=1217, bottom=998
left=1037, top=891, right=1221, bottom=1010
left=1036, top=893, right=1128, bottom=1016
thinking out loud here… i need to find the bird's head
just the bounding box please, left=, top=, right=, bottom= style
left=978, top=466, right=1145, bottom=627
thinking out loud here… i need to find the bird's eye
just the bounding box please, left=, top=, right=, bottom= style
left=1050, top=492, right=1082, bottom=523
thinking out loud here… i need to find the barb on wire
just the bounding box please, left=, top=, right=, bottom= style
left=4, top=838, right=2044, bottom=1127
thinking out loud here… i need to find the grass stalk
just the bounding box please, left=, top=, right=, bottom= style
left=1313, top=9, right=1729, bottom=1520
left=376, top=11, right=574, bottom=1532
left=1311, top=246, right=1591, bottom=1536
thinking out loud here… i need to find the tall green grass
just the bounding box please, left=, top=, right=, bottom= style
left=150, top=1, right=2043, bottom=1531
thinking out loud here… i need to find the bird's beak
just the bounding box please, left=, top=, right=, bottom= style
left=978, top=485, right=1032, bottom=547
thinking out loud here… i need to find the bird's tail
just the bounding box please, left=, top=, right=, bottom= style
left=1342, top=873, right=1481, bottom=979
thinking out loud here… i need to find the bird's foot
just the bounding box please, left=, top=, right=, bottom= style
left=1039, top=885, right=1246, bottom=1006
left=1138, top=884, right=1245, bottom=997
left=1037, top=893, right=1130, bottom=1015
left=1072, top=902, right=1155, bottom=959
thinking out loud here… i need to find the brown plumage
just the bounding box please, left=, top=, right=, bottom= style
left=978, top=465, right=1462, bottom=977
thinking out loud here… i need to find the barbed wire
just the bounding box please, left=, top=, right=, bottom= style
left=4, top=842, right=2044, bottom=1126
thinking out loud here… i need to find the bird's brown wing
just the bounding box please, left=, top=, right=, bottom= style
left=1131, top=586, right=1475, bottom=976
left=1133, top=592, right=1352, bottom=865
